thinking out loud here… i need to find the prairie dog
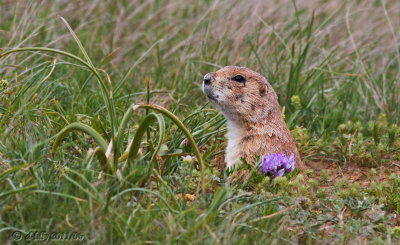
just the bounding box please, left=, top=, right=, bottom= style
left=203, top=66, right=305, bottom=171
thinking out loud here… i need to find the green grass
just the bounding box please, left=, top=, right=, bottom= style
left=1, top=0, right=400, bottom=244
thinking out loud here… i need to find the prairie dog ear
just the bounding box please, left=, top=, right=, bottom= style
left=259, top=82, right=267, bottom=97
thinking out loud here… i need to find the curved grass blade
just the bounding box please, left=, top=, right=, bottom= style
left=0, top=48, right=109, bottom=103
left=149, top=113, right=165, bottom=162
left=52, top=122, right=108, bottom=154
left=116, top=105, right=135, bottom=158
left=1, top=46, right=115, bottom=146
left=59, top=16, right=94, bottom=67
left=136, top=104, right=206, bottom=194
left=125, top=112, right=165, bottom=164
left=60, top=16, right=117, bottom=142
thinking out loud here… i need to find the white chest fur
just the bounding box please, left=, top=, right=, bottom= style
left=225, top=120, right=244, bottom=168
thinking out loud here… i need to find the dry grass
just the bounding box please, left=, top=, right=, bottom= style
left=2, top=1, right=400, bottom=114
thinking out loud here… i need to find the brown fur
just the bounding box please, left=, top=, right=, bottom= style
left=203, top=66, right=305, bottom=171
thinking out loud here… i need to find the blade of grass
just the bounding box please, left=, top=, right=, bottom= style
left=136, top=104, right=206, bottom=194
left=0, top=164, right=29, bottom=181
left=0, top=184, right=38, bottom=198
left=52, top=122, right=108, bottom=153
left=125, top=112, right=165, bottom=164
left=59, top=17, right=117, bottom=159
left=33, top=190, right=87, bottom=202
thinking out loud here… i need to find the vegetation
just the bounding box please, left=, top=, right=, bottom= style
left=1, top=0, right=400, bottom=243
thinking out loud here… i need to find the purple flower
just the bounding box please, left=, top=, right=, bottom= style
left=183, top=138, right=189, bottom=146
left=259, top=153, right=295, bottom=177
left=282, top=153, right=295, bottom=172
left=276, top=168, right=285, bottom=177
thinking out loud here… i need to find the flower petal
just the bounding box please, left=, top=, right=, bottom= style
left=276, top=169, right=285, bottom=177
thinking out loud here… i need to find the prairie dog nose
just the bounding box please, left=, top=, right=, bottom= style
left=203, top=73, right=213, bottom=85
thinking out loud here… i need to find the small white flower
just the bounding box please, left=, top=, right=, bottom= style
left=211, top=175, right=220, bottom=182
left=181, top=155, right=194, bottom=163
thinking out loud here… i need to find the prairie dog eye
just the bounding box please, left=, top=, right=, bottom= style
left=233, top=75, right=245, bottom=82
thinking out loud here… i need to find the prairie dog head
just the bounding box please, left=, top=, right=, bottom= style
left=203, top=66, right=279, bottom=123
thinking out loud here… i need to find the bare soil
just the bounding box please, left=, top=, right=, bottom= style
left=306, top=160, right=400, bottom=187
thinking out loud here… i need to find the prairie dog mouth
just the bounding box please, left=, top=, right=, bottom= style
left=203, top=84, right=219, bottom=102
